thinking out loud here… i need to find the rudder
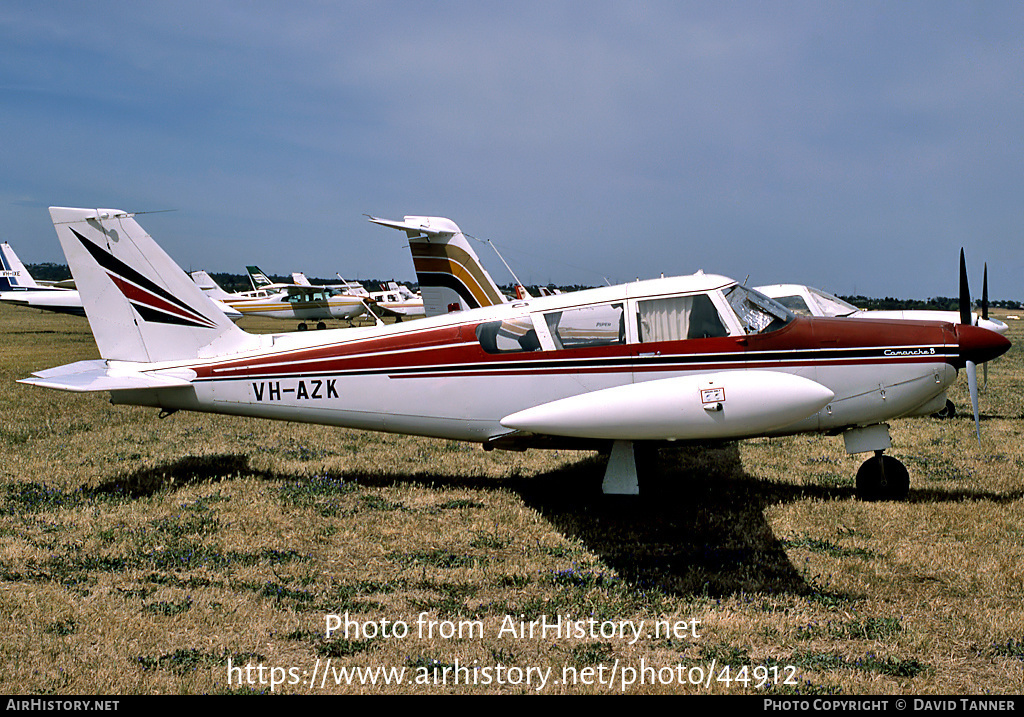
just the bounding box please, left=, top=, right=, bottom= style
left=49, top=207, right=256, bottom=362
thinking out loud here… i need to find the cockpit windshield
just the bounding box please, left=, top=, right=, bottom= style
left=806, top=287, right=858, bottom=317
left=724, top=285, right=795, bottom=335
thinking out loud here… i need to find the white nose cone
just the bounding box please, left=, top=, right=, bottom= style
left=500, top=370, right=834, bottom=441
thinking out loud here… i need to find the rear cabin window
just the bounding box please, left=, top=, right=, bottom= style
left=545, top=303, right=625, bottom=350
left=637, top=294, right=729, bottom=342
left=476, top=317, right=541, bottom=354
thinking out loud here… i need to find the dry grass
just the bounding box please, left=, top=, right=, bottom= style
left=1, top=304, right=1022, bottom=694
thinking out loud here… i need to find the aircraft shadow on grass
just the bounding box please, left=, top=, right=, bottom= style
left=89, top=447, right=1024, bottom=599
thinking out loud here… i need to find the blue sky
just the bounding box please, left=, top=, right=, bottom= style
left=2, top=1, right=1022, bottom=299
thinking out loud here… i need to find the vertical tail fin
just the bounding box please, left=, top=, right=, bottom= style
left=368, top=215, right=507, bottom=317
left=246, top=265, right=274, bottom=291
left=49, top=208, right=257, bottom=362
left=0, top=242, right=39, bottom=289
left=189, top=270, right=230, bottom=299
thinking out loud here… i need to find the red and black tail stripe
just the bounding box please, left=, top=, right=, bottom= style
left=71, top=227, right=217, bottom=329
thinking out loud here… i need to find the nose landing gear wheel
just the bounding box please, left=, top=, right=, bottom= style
left=932, top=399, right=956, bottom=419
left=855, top=453, right=910, bottom=501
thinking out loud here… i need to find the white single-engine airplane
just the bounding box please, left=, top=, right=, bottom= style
left=191, top=267, right=369, bottom=330
left=22, top=209, right=1010, bottom=501
left=291, top=272, right=425, bottom=322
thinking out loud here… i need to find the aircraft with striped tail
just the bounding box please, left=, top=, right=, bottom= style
left=21, top=208, right=1010, bottom=500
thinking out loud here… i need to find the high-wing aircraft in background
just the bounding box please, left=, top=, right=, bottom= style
left=291, top=271, right=426, bottom=322
left=190, top=268, right=370, bottom=330
left=22, top=209, right=1010, bottom=502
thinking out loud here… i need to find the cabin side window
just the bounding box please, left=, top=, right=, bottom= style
left=476, top=316, right=542, bottom=354
left=544, top=303, right=625, bottom=350
left=637, top=294, right=729, bottom=342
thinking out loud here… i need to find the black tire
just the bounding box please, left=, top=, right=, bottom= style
left=856, top=454, right=910, bottom=501
left=932, top=399, right=956, bottom=419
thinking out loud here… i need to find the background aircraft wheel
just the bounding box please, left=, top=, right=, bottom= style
left=297, top=323, right=308, bottom=331
left=317, top=322, right=327, bottom=330
left=932, top=399, right=956, bottom=419
left=855, top=454, right=909, bottom=501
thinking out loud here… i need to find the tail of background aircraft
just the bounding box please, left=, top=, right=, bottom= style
left=189, top=270, right=231, bottom=299
left=48, top=208, right=258, bottom=362
left=246, top=265, right=274, bottom=291
left=368, top=216, right=507, bottom=317
left=0, top=242, right=40, bottom=290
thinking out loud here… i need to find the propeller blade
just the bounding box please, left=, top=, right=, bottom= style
left=982, top=262, right=989, bottom=389
left=959, top=248, right=972, bottom=326
left=982, top=263, right=989, bottom=321
left=967, top=359, right=981, bottom=445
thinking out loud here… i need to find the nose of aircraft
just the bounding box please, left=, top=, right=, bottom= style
left=955, top=323, right=1011, bottom=366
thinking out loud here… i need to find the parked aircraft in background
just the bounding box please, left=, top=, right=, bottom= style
left=369, top=216, right=509, bottom=317
left=190, top=269, right=369, bottom=330
left=369, top=216, right=564, bottom=316
left=22, top=208, right=1010, bottom=502
left=0, top=241, right=84, bottom=316
left=755, top=279, right=1008, bottom=335
left=2, top=242, right=241, bottom=321
left=756, top=258, right=1008, bottom=417
left=291, top=272, right=425, bottom=322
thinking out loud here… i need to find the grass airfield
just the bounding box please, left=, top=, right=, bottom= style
left=1, top=304, right=1023, bottom=694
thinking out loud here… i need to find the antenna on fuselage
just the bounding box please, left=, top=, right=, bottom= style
left=466, top=233, right=528, bottom=294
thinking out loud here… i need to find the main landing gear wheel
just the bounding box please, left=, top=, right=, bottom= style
left=297, top=322, right=308, bottom=331
left=316, top=321, right=327, bottom=330
left=855, top=453, right=909, bottom=502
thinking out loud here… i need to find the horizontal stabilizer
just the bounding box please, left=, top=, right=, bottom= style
left=18, top=359, right=195, bottom=393
left=367, top=216, right=457, bottom=237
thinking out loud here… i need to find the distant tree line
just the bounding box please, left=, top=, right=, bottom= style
left=838, top=295, right=1024, bottom=311
left=24, top=264, right=1024, bottom=309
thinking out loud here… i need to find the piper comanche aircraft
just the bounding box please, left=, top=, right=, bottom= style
left=22, top=209, right=1010, bottom=501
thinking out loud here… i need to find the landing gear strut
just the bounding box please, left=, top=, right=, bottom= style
left=855, top=451, right=910, bottom=501
left=844, top=423, right=910, bottom=501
